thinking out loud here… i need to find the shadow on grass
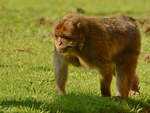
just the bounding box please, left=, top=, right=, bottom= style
left=0, top=93, right=150, bottom=113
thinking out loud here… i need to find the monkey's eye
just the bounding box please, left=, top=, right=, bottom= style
left=62, top=36, right=72, bottom=40
left=55, top=35, right=59, bottom=38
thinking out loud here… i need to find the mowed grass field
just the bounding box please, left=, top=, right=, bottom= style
left=0, top=0, right=150, bottom=113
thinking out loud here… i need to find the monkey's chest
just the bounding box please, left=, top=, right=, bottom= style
left=77, top=57, right=91, bottom=69
left=66, top=55, right=93, bottom=69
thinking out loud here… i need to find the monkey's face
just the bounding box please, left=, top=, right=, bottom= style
left=54, top=18, right=85, bottom=55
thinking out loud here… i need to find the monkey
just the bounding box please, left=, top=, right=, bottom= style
left=53, top=14, right=141, bottom=98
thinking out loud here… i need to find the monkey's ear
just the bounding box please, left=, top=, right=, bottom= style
left=77, top=22, right=81, bottom=28
left=76, top=21, right=88, bottom=34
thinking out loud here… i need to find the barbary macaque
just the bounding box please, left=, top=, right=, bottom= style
left=53, top=14, right=141, bottom=98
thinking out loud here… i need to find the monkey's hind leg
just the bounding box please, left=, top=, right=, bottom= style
left=54, top=50, right=68, bottom=95
left=116, top=53, right=139, bottom=98
left=130, top=74, right=140, bottom=96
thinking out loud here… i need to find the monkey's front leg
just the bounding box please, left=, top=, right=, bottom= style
left=54, top=50, right=68, bottom=95
left=99, top=63, right=114, bottom=96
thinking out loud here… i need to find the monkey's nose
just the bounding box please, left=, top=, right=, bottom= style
left=57, top=37, right=63, bottom=46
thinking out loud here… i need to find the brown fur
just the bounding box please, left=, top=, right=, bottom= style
left=53, top=14, right=141, bottom=98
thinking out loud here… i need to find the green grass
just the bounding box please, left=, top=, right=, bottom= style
left=0, top=0, right=150, bottom=112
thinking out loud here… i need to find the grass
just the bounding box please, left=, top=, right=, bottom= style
left=0, top=0, right=150, bottom=112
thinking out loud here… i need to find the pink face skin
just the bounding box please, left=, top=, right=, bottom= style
left=55, top=36, right=70, bottom=53
left=55, top=37, right=63, bottom=50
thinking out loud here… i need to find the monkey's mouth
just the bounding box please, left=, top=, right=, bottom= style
left=57, top=46, right=73, bottom=54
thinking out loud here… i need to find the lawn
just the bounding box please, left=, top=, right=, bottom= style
left=0, top=0, right=150, bottom=113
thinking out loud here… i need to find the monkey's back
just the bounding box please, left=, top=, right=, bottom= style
left=84, top=16, right=141, bottom=64
left=100, top=17, right=141, bottom=55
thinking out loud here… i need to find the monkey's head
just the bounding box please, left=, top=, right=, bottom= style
left=53, top=14, right=88, bottom=55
